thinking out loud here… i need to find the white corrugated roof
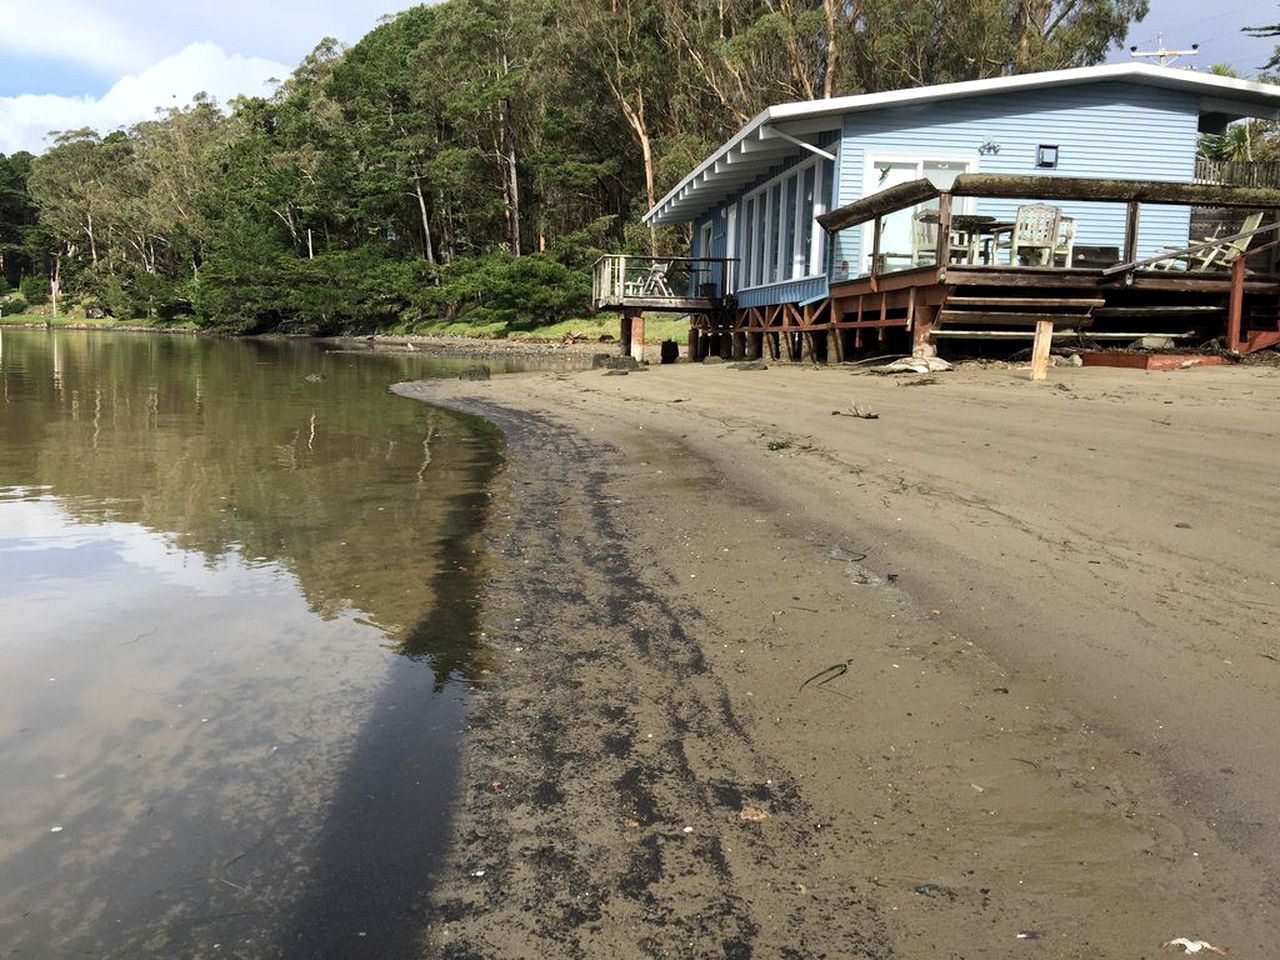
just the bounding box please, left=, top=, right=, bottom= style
left=644, top=63, right=1280, bottom=226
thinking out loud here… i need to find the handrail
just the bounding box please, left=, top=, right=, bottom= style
left=1100, top=220, right=1280, bottom=277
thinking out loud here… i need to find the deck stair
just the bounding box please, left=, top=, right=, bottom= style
left=932, top=293, right=1103, bottom=341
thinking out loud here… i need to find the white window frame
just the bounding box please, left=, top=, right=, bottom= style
left=859, top=153, right=976, bottom=274
left=737, top=155, right=829, bottom=292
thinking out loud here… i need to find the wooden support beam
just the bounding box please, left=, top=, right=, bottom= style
left=687, top=327, right=698, bottom=362
left=1030, top=320, right=1053, bottom=381
left=619, top=313, right=633, bottom=358
left=912, top=305, right=937, bottom=358
left=1123, top=202, right=1141, bottom=265
left=952, top=173, right=1280, bottom=209
left=830, top=327, right=846, bottom=363
left=629, top=312, right=646, bottom=362
left=936, top=192, right=953, bottom=266
left=870, top=218, right=882, bottom=291
left=1227, top=254, right=1245, bottom=351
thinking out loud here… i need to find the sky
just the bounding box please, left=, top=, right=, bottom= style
left=0, top=0, right=1276, bottom=157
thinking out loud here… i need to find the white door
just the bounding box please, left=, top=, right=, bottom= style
left=862, top=157, right=973, bottom=273
left=866, top=160, right=920, bottom=271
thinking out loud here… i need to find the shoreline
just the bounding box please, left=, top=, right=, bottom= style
left=395, top=362, right=1280, bottom=958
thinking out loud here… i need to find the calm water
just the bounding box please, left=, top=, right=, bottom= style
left=0, top=331, right=548, bottom=958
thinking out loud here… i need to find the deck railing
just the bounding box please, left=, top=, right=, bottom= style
left=1195, top=158, right=1280, bottom=189
left=816, top=173, right=1280, bottom=284
left=592, top=255, right=733, bottom=309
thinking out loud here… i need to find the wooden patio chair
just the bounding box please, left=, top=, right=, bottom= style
left=998, top=203, right=1061, bottom=266
left=1053, top=216, right=1076, bottom=267
left=1153, top=212, right=1263, bottom=271
left=639, top=261, right=673, bottom=296
left=912, top=211, right=938, bottom=266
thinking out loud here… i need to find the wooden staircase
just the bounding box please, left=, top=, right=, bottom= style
left=931, top=293, right=1103, bottom=343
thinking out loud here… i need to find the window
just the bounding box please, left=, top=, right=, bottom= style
left=1036, top=145, right=1059, bottom=168
left=738, top=156, right=828, bottom=290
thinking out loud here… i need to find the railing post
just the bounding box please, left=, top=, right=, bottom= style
left=936, top=192, right=953, bottom=265
left=1123, top=202, right=1140, bottom=264
left=871, top=217, right=882, bottom=288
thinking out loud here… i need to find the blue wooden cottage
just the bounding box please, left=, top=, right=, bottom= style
left=596, top=64, right=1280, bottom=362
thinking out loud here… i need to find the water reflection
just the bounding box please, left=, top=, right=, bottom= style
left=0, top=330, right=518, bottom=957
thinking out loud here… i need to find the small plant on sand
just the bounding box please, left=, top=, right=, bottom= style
left=766, top=439, right=791, bottom=451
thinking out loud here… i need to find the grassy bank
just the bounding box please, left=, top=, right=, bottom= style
left=0, top=311, right=690, bottom=343
left=0, top=313, right=201, bottom=332
left=367, top=313, right=692, bottom=344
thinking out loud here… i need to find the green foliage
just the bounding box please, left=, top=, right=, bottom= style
left=19, top=274, right=48, bottom=305
left=13, top=0, right=1154, bottom=336
left=4, top=296, right=27, bottom=314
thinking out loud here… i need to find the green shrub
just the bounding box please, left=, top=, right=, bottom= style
left=19, top=275, right=48, bottom=305
left=3, top=297, right=28, bottom=314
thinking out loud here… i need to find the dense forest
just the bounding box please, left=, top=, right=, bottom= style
left=0, top=0, right=1214, bottom=335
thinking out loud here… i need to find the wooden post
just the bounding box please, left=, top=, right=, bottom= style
left=619, top=313, right=632, bottom=357
left=687, top=326, right=698, bottom=362
left=1227, top=254, right=1245, bottom=351
left=1030, top=320, right=1053, bottom=381
left=830, top=328, right=846, bottom=363
left=912, top=305, right=937, bottom=358
left=733, top=332, right=746, bottom=360
left=1123, top=202, right=1141, bottom=264
left=936, top=192, right=953, bottom=265
left=629, top=311, right=645, bottom=362
left=870, top=217, right=882, bottom=290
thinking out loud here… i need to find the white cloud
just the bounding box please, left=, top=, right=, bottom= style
left=0, top=0, right=153, bottom=72
left=0, top=42, right=289, bottom=155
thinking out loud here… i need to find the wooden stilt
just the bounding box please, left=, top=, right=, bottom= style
left=911, top=304, right=937, bottom=358
left=830, top=327, right=846, bottom=363
left=1227, top=255, right=1245, bottom=351
left=733, top=332, right=746, bottom=360
left=1029, top=320, right=1053, bottom=381
left=619, top=313, right=632, bottom=357
left=630, top=313, right=646, bottom=362
left=687, top=327, right=698, bottom=363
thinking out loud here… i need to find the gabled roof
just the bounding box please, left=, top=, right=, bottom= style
left=644, top=63, right=1280, bottom=226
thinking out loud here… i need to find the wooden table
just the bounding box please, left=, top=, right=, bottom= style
left=916, top=212, right=999, bottom=263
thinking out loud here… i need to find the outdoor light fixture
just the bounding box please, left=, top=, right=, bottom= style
left=978, top=138, right=1001, bottom=155
left=1036, top=145, right=1059, bottom=168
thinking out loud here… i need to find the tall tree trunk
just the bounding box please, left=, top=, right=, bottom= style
left=619, top=93, right=657, bottom=253
left=85, top=212, right=98, bottom=268
left=823, top=0, right=840, bottom=98
left=501, top=51, right=522, bottom=257
left=413, top=179, right=437, bottom=266
left=51, top=252, right=62, bottom=317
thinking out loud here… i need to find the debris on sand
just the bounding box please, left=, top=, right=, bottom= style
left=1016, top=931, right=1042, bottom=940
left=869, top=357, right=953, bottom=375
left=1162, top=938, right=1228, bottom=955
left=739, top=805, right=770, bottom=822
left=912, top=883, right=957, bottom=900
left=731, top=360, right=768, bottom=371
left=831, top=404, right=878, bottom=420
left=800, top=661, right=851, bottom=690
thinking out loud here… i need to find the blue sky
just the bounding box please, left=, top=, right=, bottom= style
left=0, top=0, right=1276, bottom=156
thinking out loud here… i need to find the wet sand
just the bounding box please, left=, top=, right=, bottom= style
left=394, top=361, right=1280, bottom=958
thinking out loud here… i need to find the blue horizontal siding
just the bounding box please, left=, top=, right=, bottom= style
left=736, top=276, right=829, bottom=308
left=834, top=81, right=1199, bottom=271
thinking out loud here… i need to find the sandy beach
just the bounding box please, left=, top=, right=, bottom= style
left=394, top=359, right=1280, bottom=959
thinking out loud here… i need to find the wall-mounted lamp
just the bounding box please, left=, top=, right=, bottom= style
left=1036, top=144, right=1059, bottom=168
left=978, top=138, right=1001, bottom=155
